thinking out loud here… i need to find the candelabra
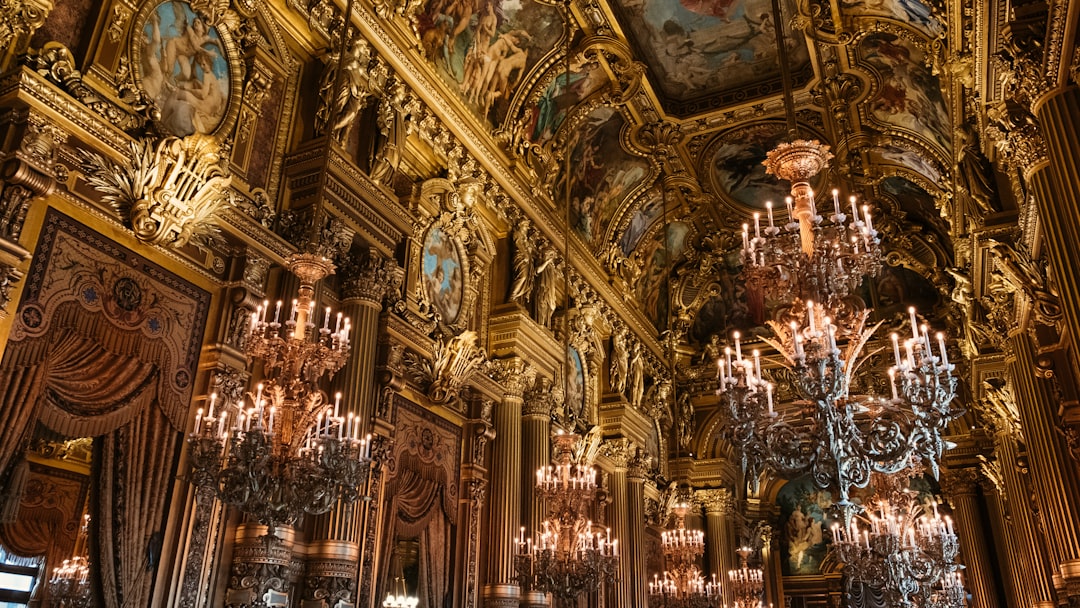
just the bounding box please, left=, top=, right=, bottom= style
left=831, top=472, right=966, bottom=608
left=515, top=432, right=619, bottom=607
left=383, top=578, right=418, bottom=608
left=728, top=547, right=764, bottom=608
left=49, top=557, right=91, bottom=608
left=649, top=503, right=719, bottom=608
left=188, top=253, right=372, bottom=534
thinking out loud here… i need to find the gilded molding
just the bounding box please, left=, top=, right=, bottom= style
left=941, top=467, right=982, bottom=498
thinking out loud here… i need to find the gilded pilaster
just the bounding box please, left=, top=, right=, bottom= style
left=695, top=488, right=734, bottom=608
left=940, top=468, right=1000, bottom=608
left=484, top=358, right=533, bottom=608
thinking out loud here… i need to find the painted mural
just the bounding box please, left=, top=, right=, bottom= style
left=422, top=226, right=464, bottom=323
left=708, top=122, right=797, bottom=209
left=137, top=1, right=230, bottom=137
left=416, top=0, right=563, bottom=124
left=859, top=33, right=950, bottom=151
left=618, top=191, right=665, bottom=255
left=777, top=473, right=942, bottom=576
left=880, top=176, right=940, bottom=224
left=567, top=346, right=585, bottom=419
left=611, top=0, right=808, bottom=100
left=527, top=58, right=607, bottom=144
left=839, top=0, right=942, bottom=35
left=554, top=107, right=651, bottom=245
left=871, top=143, right=942, bottom=184
left=637, top=221, right=690, bottom=328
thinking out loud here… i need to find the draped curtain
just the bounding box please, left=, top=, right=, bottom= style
left=847, top=582, right=888, bottom=608
left=0, top=325, right=182, bottom=608
left=387, top=467, right=452, bottom=608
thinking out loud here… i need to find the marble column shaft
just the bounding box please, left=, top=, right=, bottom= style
left=1008, top=333, right=1080, bottom=573
left=696, top=490, right=734, bottom=608
left=484, top=388, right=525, bottom=607
left=982, top=480, right=1022, bottom=608
left=942, top=469, right=1000, bottom=608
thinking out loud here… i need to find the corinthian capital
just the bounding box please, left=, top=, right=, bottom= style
left=338, top=247, right=396, bottom=304
left=695, top=488, right=733, bottom=515
left=487, top=357, right=534, bottom=399
left=601, top=437, right=634, bottom=469
left=941, top=468, right=982, bottom=498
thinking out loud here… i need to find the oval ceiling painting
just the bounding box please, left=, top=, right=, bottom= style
left=135, top=1, right=232, bottom=137
left=707, top=122, right=822, bottom=209
left=415, top=0, right=563, bottom=125
left=422, top=226, right=464, bottom=323
left=567, top=345, right=586, bottom=420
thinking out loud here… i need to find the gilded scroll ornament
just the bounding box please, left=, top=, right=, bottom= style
left=77, top=132, right=231, bottom=248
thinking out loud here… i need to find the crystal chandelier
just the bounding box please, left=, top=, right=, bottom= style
left=741, top=140, right=882, bottom=312
left=383, top=577, right=418, bottom=608
left=48, top=513, right=91, bottom=608
left=48, top=556, right=91, bottom=608
left=832, top=471, right=966, bottom=608
left=718, top=142, right=963, bottom=510
left=649, top=503, right=720, bottom=608
left=728, top=547, right=764, bottom=608
left=515, top=432, right=619, bottom=606
left=188, top=253, right=371, bottom=533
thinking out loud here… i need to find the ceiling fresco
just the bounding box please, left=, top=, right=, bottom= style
left=416, top=0, right=564, bottom=124
left=858, top=32, right=951, bottom=152
left=839, top=0, right=942, bottom=35
left=636, top=221, right=691, bottom=328
left=554, top=106, right=652, bottom=247
left=399, top=0, right=964, bottom=332
left=609, top=0, right=811, bottom=110
left=705, top=121, right=826, bottom=210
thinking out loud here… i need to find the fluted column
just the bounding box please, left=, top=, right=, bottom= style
left=1009, top=332, right=1080, bottom=601
left=941, top=468, right=1000, bottom=608
left=1033, top=85, right=1080, bottom=356
left=980, top=473, right=1022, bottom=608
left=603, top=440, right=633, bottom=608
left=994, top=427, right=1057, bottom=608
left=695, top=489, right=734, bottom=608
left=485, top=359, right=532, bottom=608
left=304, top=250, right=393, bottom=606
left=520, top=378, right=552, bottom=608
left=627, top=450, right=649, bottom=608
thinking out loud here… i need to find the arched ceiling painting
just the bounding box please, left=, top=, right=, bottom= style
left=405, top=0, right=956, bottom=332
left=609, top=0, right=812, bottom=114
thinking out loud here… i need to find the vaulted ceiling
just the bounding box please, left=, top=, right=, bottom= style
left=411, top=0, right=992, bottom=332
